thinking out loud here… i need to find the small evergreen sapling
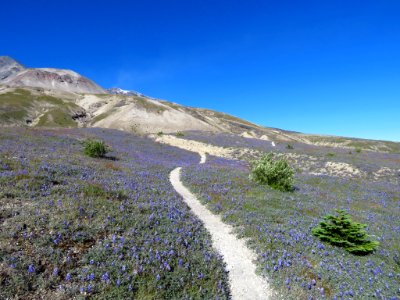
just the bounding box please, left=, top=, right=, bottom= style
left=312, top=210, right=379, bottom=255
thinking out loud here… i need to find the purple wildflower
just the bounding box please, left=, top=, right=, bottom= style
left=102, top=272, right=109, bottom=282
left=27, top=264, right=35, bottom=274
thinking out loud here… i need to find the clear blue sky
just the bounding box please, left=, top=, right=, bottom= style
left=2, top=0, right=399, bottom=141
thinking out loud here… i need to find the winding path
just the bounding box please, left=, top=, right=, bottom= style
left=170, top=153, right=273, bottom=300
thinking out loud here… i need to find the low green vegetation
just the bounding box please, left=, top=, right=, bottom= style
left=90, top=111, right=114, bottom=124
left=0, top=89, right=80, bottom=126
left=176, top=131, right=185, bottom=137
left=306, top=135, right=400, bottom=153
left=312, top=210, right=379, bottom=255
left=133, top=96, right=167, bottom=113
left=0, top=89, right=33, bottom=123
left=212, top=111, right=257, bottom=127
left=249, top=153, right=294, bottom=192
left=160, top=101, right=182, bottom=110
left=37, top=109, right=77, bottom=127
left=286, top=144, right=294, bottom=150
left=84, top=140, right=110, bottom=158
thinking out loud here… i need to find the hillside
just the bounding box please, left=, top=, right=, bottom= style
left=1, top=127, right=399, bottom=299
left=0, top=56, right=399, bottom=154
left=1, top=85, right=399, bottom=153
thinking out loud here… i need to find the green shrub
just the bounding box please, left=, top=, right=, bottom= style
left=176, top=131, right=184, bottom=137
left=286, top=144, right=294, bottom=150
left=157, top=131, right=164, bottom=136
left=84, top=183, right=106, bottom=198
left=250, top=153, right=294, bottom=192
left=84, top=183, right=127, bottom=200
left=312, top=210, right=379, bottom=255
left=326, top=152, right=335, bottom=157
left=355, top=147, right=362, bottom=153
left=84, top=140, right=109, bottom=158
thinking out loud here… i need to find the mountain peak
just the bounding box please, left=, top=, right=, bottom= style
left=107, top=87, right=143, bottom=97
left=0, top=56, right=25, bottom=81
left=0, top=57, right=106, bottom=94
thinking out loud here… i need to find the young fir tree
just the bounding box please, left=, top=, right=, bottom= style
left=312, top=210, right=379, bottom=255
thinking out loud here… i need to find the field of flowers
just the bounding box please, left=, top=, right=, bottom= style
left=182, top=136, right=400, bottom=299
left=182, top=131, right=400, bottom=174
left=0, top=128, right=230, bottom=299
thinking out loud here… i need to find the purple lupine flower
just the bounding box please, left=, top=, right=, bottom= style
left=53, top=267, right=59, bottom=276
left=311, top=279, right=316, bottom=286
left=53, top=233, right=62, bottom=244
left=88, top=273, right=95, bottom=281
left=163, top=262, right=171, bottom=271
left=27, top=264, right=35, bottom=274
left=178, top=259, right=184, bottom=266
left=102, top=272, right=109, bottom=282
left=65, top=273, right=71, bottom=281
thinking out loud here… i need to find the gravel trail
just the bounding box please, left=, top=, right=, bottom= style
left=169, top=153, right=273, bottom=300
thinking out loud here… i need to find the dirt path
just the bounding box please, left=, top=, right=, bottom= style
left=154, top=134, right=235, bottom=159
left=199, top=152, right=206, bottom=164
left=169, top=153, right=273, bottom=300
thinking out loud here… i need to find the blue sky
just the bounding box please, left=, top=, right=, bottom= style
left=2, top=0, right=399, bottom=141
